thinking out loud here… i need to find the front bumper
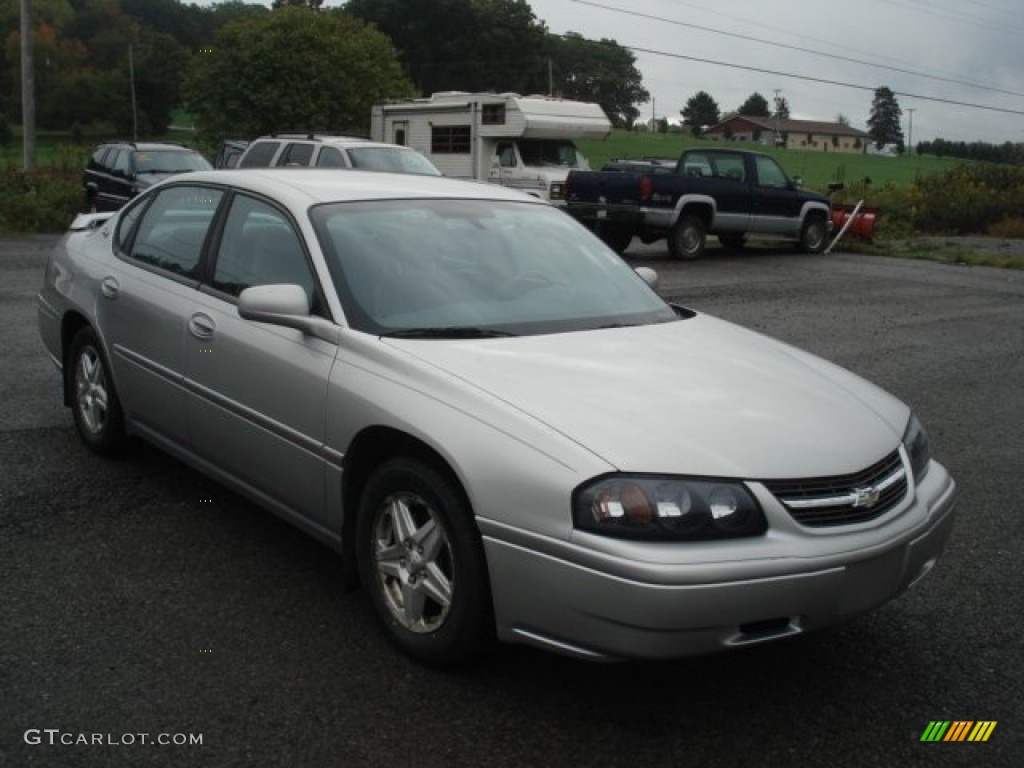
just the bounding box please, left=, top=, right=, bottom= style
left=482, top=462, right=957, bottom=661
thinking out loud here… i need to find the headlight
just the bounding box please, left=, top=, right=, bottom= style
left=903, top=413, right=931, bottom=483
left=573, top=475, right=766, bottom=540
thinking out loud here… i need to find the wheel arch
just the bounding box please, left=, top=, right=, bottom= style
left=60, top=312, right=94, bottom=406
left=341, top=426, right=476, bottom=574
left=673, top=196, right=715, bottom=229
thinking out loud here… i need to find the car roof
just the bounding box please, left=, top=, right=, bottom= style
left=100, top=141, right=198, bottom=152
left=176, top=169, right=546, bottom=207
left=251, top=135, right=415, bottom=151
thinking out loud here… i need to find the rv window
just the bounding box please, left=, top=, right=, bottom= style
left=431, top=126, right=471, bottom=154
left=482, top=104, right=506, bottom=125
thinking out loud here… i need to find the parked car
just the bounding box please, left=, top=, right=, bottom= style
left=83, top=141, right=212, bottom=211
left=236, top=133, right=441, bottom=176
left=565, top=148, right=831, bottom=257
left=214, top=139, right=250, bottom=169
left=38, top=169, right=956, bottom=667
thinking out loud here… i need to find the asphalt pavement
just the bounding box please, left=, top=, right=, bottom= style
left=1, top=235, right=1021, bottom=767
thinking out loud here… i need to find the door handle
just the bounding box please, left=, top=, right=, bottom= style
left=188, top=313, right=215, bottom=339
left=100, top=276, right=119, bottom=299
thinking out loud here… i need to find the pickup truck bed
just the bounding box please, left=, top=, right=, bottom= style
left=564, top=149, right=831, bottom=258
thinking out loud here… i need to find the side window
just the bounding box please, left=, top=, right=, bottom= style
left=315, top=146, right=346, bottom=168
left=714, top=155, right=746, bottom=182
left=90, top=147, right=109, bottom=170
left=238, top=141, right=281, bottom=168
left=211, top=195, right=319, bottom=313
left=128, top=186, right=223, bottom=278
left=277, top=142, right=314, bottom=167
left=114, top=197, right=149, bottom=253
left=112, top=150, right=132, bottom=176
left=754, top=156, right=789, bottom=189
left=497, top=142, right=517, bottom=167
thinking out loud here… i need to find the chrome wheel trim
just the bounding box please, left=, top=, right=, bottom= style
left=805, top=219, right=827, bottom=251
left=372, top=492, right=454, bottom=634
left=75, top=345, right=109, bottom=435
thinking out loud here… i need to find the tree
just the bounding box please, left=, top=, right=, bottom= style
left=547, top=32, right=648, bottom=127
left=737, top=92, right=770, bottom=117
left=345, top=0, right=549, bottom=95
left=184, top=7, right=414, bottom=139
left=273, top=0, right=324, bottom=9
left=835, top=113, right=850, bottom=126
left=867, top=86, right=903, bottom=149
left=680, top=91, right=718, bottom=137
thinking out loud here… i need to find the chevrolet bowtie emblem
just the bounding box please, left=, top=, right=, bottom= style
left=851, top=486, right=882, bottom=508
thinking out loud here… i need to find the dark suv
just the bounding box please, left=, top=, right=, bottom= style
left=83, top=141, right=212, bottom=211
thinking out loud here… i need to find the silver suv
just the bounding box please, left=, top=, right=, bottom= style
left=236, top=133, right=440, bottom=176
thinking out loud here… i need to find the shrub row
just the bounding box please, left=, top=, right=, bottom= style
left=0, top=167, right=82, bottom=234
left=845, top=163, right=1024, bottom=237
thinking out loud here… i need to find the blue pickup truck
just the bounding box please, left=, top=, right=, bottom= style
left=564, top=148, right=832, bottom=259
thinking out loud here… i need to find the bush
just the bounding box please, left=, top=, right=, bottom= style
left=907, top=164, right=1024, bottom=234
left=0, top=168, right=82, bottom=233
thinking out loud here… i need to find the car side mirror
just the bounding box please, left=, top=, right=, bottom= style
left=238, top=284, right=340, bottom=344
left=635, top=266, right=659, bottom=290
left=791, top=176, right=803, bottom=188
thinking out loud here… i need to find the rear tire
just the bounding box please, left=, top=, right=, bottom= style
left=356, top=457, right=492, bottom=667
left=799, top=214, right=828, bottom=253
left=668, top=215, right=706, bottom=260
left=67, top=327, right=125, bottom=454
left=599, top=225, right=633, bottom=255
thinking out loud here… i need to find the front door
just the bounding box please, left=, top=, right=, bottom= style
left=182, top=193, right=337, bottom=527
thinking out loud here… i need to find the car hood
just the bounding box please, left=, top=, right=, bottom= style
left=386, top=313, right=909, bottom=479
left=135, top=171, right=189, bottom=187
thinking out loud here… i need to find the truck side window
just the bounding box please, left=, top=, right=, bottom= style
left=754, top=156, right=789, bottom=189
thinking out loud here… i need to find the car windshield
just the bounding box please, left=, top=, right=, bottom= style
left=134, top=150, right=212, bottom=174
left=311, top=199, right=678, bottom=336
left=345, top=147, right=441, bottom=176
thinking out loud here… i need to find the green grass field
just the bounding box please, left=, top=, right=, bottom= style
left=575, top=130, right=969, bottom=193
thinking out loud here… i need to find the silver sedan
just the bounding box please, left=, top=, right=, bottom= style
left=37, top=169, right=957, bottom=666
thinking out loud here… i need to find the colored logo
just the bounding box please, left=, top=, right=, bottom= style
left=920, top=721, right=997, bottom=742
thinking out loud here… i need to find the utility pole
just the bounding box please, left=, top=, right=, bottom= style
left=19, top=0, right=36, bottom=170
left=129, top=44, right=138, bottom=141
left=773, top=89, right=782, bottom=148
left=907, top=108, right=915, bottom=155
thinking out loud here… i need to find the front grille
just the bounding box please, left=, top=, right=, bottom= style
left=763, top=450, right=908, bottom=527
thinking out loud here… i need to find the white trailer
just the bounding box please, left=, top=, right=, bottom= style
left=370, top=92, right=612, bottom=202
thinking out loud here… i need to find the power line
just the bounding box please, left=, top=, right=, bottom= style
left=570, top=0, right=1024, bottom=99
left=618, top=42, right=1024, bottom=117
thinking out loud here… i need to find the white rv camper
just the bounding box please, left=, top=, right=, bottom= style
left=370, top=92, right=612, bottom=202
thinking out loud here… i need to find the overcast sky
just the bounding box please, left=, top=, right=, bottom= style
left=525, top=0, right=1024, bottom=144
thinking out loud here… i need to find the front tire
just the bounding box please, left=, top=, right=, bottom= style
left=356, top=458, right=492, bottom=667
left=668, top=215, right=706, bottom=260
left=67, top=327, right=125, bottom=454
left=799, top=214, right=828, bottom=253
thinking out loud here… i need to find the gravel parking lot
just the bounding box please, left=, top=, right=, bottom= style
left=2, top=235, right=1021, bottom=767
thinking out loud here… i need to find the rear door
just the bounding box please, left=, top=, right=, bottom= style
left=182, top=192, right=336, bottom=527
left=98, top=184, right=225, bottom=447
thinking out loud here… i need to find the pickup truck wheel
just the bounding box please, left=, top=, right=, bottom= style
left=799, top=215, right=828, bottom=254
left=599, top=226, right=633, bottom=255
left=668, top=215, right=706, bottom=260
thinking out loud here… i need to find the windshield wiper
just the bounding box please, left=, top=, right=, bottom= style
left=381, top=326, right=519, bottom=339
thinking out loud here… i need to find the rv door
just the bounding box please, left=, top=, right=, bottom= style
left=491, top=141, right=518, bottom=187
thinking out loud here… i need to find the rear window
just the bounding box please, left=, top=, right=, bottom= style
left=239, top=141, right=281, bottom=168
left=277, top=143, right=315, bottom=167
